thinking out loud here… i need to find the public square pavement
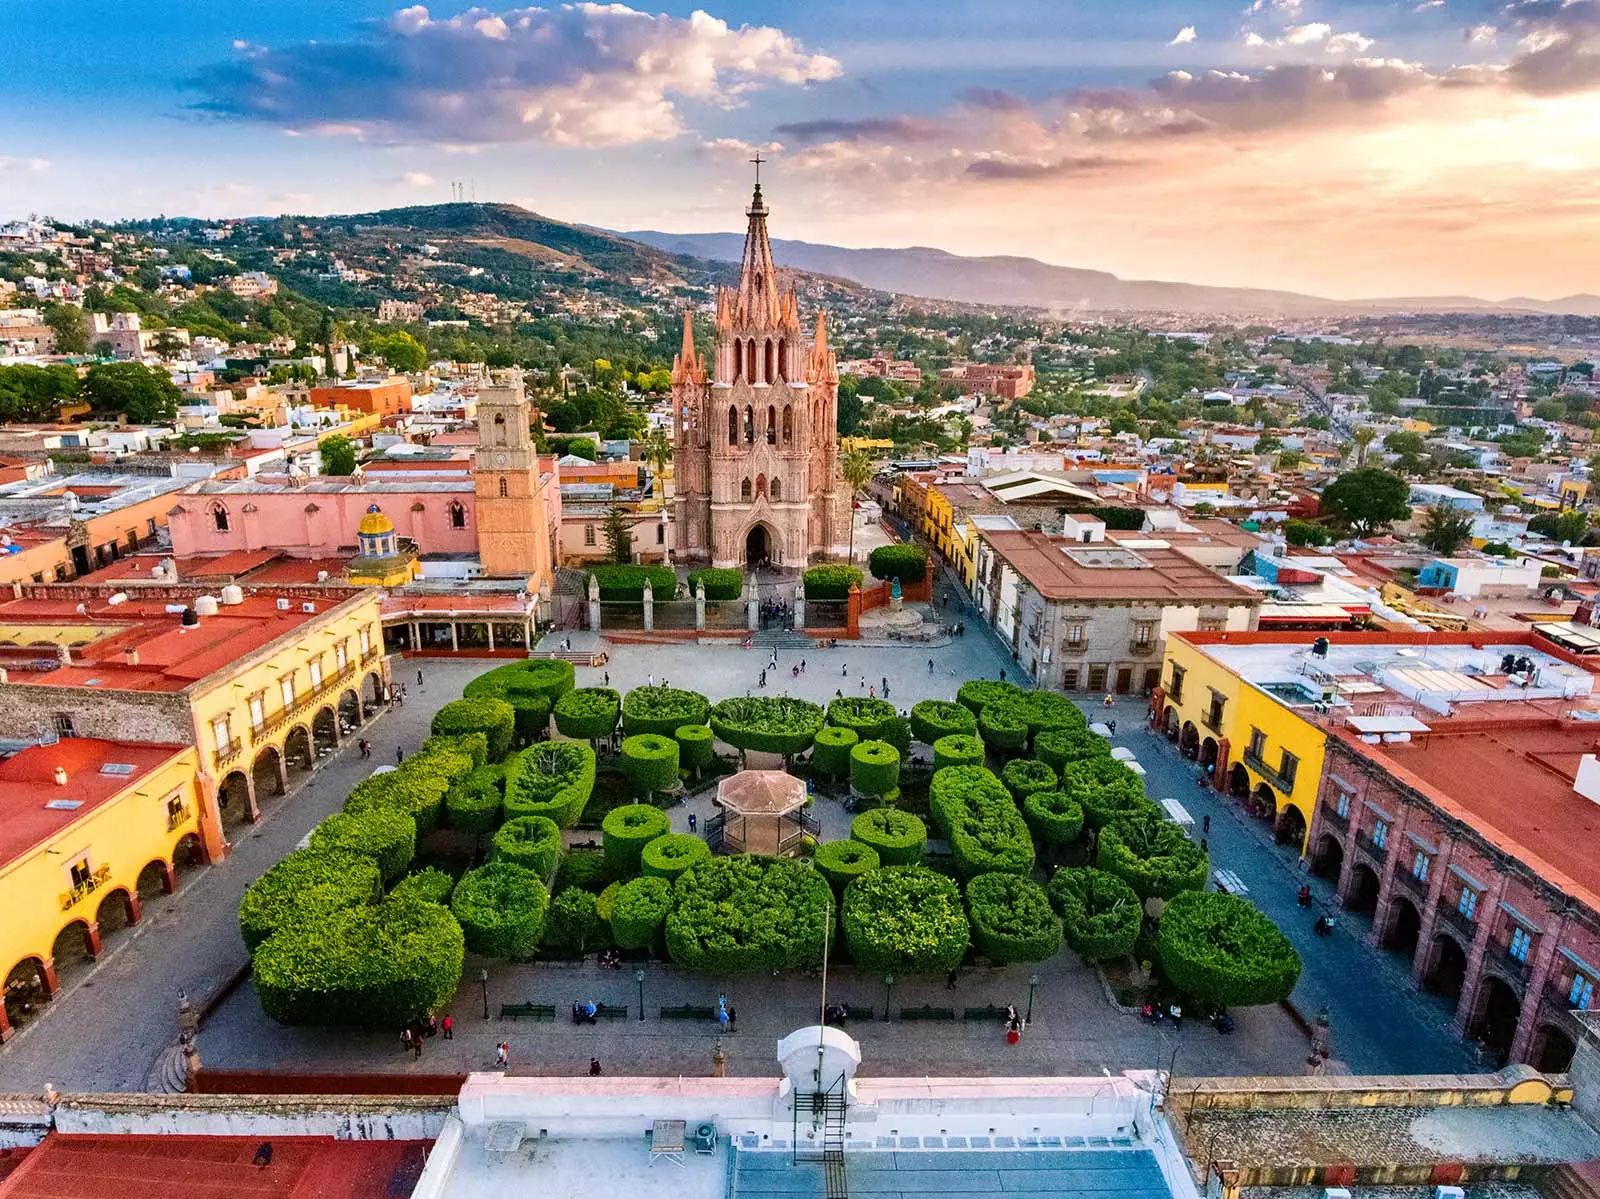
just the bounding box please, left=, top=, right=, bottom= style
left=0, top=635, right=1476, bottom=1094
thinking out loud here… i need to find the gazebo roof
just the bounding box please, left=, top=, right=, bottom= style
left=717, top=769, right=806, bottom=816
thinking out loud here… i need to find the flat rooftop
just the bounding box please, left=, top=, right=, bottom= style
left=0, top=739, right=187, bottom=864
left=980, top=529, right=1258, bottom=603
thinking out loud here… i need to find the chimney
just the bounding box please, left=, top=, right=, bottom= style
left=123, top=647, right=140, bottom=666
left=53, top=766, right=68, bottom=786
left=55, top=644, right=71, bottom=666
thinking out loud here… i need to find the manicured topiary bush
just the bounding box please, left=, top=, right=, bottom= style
left=910, top=699, right=977, bottom=745
left=389, top=867, right=456, bottom=907
left=842, top=866, right=969, bottom=973
left=1061, top=756, right=1155, bottom=829
left=828, top=696, right=899, bottom=740
left=814, top=839, right=880, bottom=894
left=239, top=848, right=382, bottom=952
left=665, top=856, right=832, bottom=972
left=253, top=895, right=464, bottom=1027
left=602, top=803, right=672, bottom=874
left=811, top=725, right=858, bottom=781
left=1157, top=890, right=1302, bottom=1008
left=640, top=832, right=711, bottom=882
left=444, top=764, right=504, bottom=834
left=966, top=873, right=1062, bottom=965
left=542, top=887, right=600, bottom=954
left=344, top=764, right=452, bottom=835
left=309, top=809, right=417, bottom=885
left=1022, top=790, right=1085, bottom=847
left=421, top=731, right=489, bottom=770
left=933, top=733, right=986, bottom=772
left=1002, top=758, right=1058, bottom=802
left=464, top=659, right=573, bottom=743
left=957, top=679, right=1020, bottom=716
left=430, top=697, right=516, bottom=762
left=709, top=696, right=826, bottom=758
left=802, top=564, right=864, bottom=600
left=850, top=740, right=900, bottom=798
left=595, top=880, right=622, bottom=926
left=620, top=733, right=680, bottom=797
left=1036, top=726, right=1111, bottom=774
left=851, top=808, right=927, bottom=867
left=986, top=691, right=1083, bottom=745
left=868, top=543, right=928, bottom=583
left=928, top=765, right=1035, bottom=878
left=687, top=567, right=743, bottom=601
left=491, top=815, right=564, bottom=880
left=557, top=848, right=611, bottom=895
left=1048, top=868, right=1141, bottom=961
left=621, top=686, right=712, bottom=737
left=554, top=688, right=621, bottom=742
left=451, top=861, right=550, bottom=959
left=675, top=723, right=716, bottom=779
left=588, top=563, right=676, bottom=603
left=1097, top=812, right=1209, bottom=900
left=502, top=740, right=596, bottom=826
left=978, top=702, right=1029, bottom=752
left=610, top=876, right=673, bottom=950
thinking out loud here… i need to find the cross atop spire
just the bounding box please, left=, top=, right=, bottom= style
left=751, top=150, right=765, bottom=187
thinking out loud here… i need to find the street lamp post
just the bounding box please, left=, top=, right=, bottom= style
left=635, top=969, right=646, bottom=1022
left=1026, top=974, right=1039, bottom=1024
left=882, top=973, right=894, bottom=1021
left=479, top=968, right=489, bottom=1020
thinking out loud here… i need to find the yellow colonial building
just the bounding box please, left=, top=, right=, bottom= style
left=0, top=739, right=205, bottom=1041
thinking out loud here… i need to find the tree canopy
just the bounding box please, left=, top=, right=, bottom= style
left=1318, top=468, right=1411, bottom=536
left=80, top=362, right=181, bottom=424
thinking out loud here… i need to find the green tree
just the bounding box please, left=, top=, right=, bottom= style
left=149, top=330, right=187, bottom=360
left=79, top=362, right=181, bottom=424
left=840, top=447, right=874, bottom=564
left=319, top=434, right=358, bottom=476
left=1351, top=427, right=1377, bottom=466
left=1319, top=468, right=1411, bottom=536
left=1534, top=398, right=1566, bottom=422
left=602, top=504, right=632, bottom=564
left=1530, top=509, right=1590, bottom=543
left=366, top=330, right=426, bottom=373
left=1419, top=504, right=1474, bottom=556
left=43, top=304, right=88, bottom=355
left=643, top=428, right=672, bottom=483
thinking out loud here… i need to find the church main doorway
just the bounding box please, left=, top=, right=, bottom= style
left=745, top=524, right=772, bottom=569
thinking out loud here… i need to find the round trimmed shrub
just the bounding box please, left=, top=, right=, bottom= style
left=422, top=731, right=489, bottom=769
left=602, top=803, right=672, bottom=875
left=1048, top=868, right=1141, bottom=961
left=309, top=809, right=416, bottom=885
left=491, top=815, right=564, bottom=879
left=554, top=687, right=621, bottom=741
left=239, top=848, right=382, bottom=952
left=868, top=543, right=928, bottom=583
left=1097, top=813, right=1209, bottom=900
left=1036, top=726, right=1111, bottom=774
left=464, top=659, right=572, bottom=743
left=621, top=685, right=711, bottom=737
left=957, top=679, right=1020, bottom=716
left=990, top=691, right=1084, bottom=742
left=850, top=740, right=900, bottom=798
left=687, top=567, right=743, bottom=601
left=344, top=766, right=451, bottom=836
left=430, top=697, right=516, bottom=762
left=978, top=701, right=1029, bottom=751
left=910, top=699, right=977, bottom=745
left=610, top=876, right=673, bottom=949
left=811, top=725, right=859, bottom=780
left=842, top=866, right=969, bottom=973
left=620, top=733, right=680, bottom=796
left=1022, top=790, right=1085, bottom=847
left=1157, top=890, right=1302, bottom=1008
left=851, top=808, right=927, bottom=866
left=928, top=765, right=1035, bottom=878
left=595, top=880, right=622, bottom=925
left=827, top=696, right=900, bottom=741
left=814, top=839, right=880, bottom=893
left=933, top=733, right=986, bottom=772
left=803, top=564, right=863, bottom=600
left=641, top=832, right=711, bottom=882
left=966, top=872, right=1063, bottom=965
left=503, top=740, right=596, bottom=826
left=451, top=861, right=550, bottom=959
left=254, top=895, right=464, bottom=1027
left=1002, top=758, right=1058, bottom=802
left=709, top=696, right=826, bottom=757
left=666, top=856, right=832, bottom=972
left=445, top=764, right=503, bottom=834
left=542, top=887, right=600, bottom=954
left=390, top=867, right=456, bottom=907
left=1062, top=756, right=1155, bottom=829
left=675, top=723, right=715, bottom=776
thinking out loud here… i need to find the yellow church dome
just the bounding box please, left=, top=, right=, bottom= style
left=357, top=504, right=394, bottom=536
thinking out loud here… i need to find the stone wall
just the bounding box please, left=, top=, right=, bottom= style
left=0, top=685, right=194, bottom=745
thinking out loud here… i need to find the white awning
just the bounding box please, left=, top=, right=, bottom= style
left=1161, top=798, right=1194, bottom=827
left=1346, top=715, right=1432, bottom=734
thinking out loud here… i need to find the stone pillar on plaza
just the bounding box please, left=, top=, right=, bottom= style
left=588, top=574, right=602, bottom=632
left=537, top=582, right=552, bottom=628
left=746, top=572, right=758, bottom=632
left=643, top=580, right=655, bottom=632
left=695, top=582, right=706, bottom=631
left=793, top=579, right=805, bottom=631
left=1452, top=871, right=1510, bottom=1037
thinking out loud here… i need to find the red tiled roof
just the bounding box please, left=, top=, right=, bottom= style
left=0, top=739, right=187, bottom=865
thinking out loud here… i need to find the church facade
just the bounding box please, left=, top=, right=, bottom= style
left=670, top=181, right=852, bottom=569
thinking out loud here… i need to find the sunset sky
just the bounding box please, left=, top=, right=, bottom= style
left=5, top=0, right=1600, bottom=300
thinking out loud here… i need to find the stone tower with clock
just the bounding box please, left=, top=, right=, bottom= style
left=473, top=369, right=555, bottom=588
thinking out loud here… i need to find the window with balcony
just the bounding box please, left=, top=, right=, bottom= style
left=1570, top=973, right=1595, bottom=1010
left=1457, top=887, right=1478, bottom=920
left=1065, top=623, right=1085, bottom=650
left=1373, top=819, right=1389, bottom=849
left=1411, top=850, right=1430, bottom=883
left=69, top=856, right=93, bottom=890
left=1510, top=925, right=1532, bottom=962
left=1278, top=750, right=1299, bottom=791
left=280, top=675, right=295, bottom=707
left=309, top=658, right=323, bottom=689
left=1205, top=692, right=1226, bottom=732
left=1336, top=791, right=1351, bottom=818
left=336, top=641, right=348, bottom=671
left=1248, top=727, right=1267, bottom=760
left=1168, top=663, right=1185, bottom=703
left=1131, top=621, right=1156, bottom=648
left=248, top=692, right=265, bottom=732
left=359, top=626, right=371, bottom=655
left=211, top=715, right=232, bottom=753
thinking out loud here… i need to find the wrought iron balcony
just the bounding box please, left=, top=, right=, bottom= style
left=251, top=662, right=359, bottom=745
left=214, top=737, right=244, bottom=771
left=1127, top=640, right=1158, bottom=657
left=1353, top=828, right=1388, bottom=863
left=1321, top=805, right=1349, bottom=833
left=1242, top=749, right=1296, bottom=795
left=167, top=804, right=192, bottom=832
left=59, top=864, right=112, bottom=912
left=361, top=646, right=382, bottom=665
left=1394, top=867, right=1430, bottom=900
left=1438, top=902, right=1477, bottom=944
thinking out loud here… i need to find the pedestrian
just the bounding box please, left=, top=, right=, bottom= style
left=792, top=664, right=800, bottom=679
left=1103, top=694, right=1113, bottom=708
left=571, top=1001, right=583, bottom=1025
left=401, top=1027, right=413, bottom=1054
left=589, top=1057, right=603, bottom=1076
left=869, top=685, right=876, bottom=699
left=417, top=668, right=424, bottom=688
left=688, top=812, right=697, bottom=833
left=945, top=968, right=958, bottom=991
left=399, top=684, right=407, bottom=705
left=496, top=1042, right=509, bottom=1069
left=835, top=689, right=843, bottom=699
left=882, top=677, right=890, bottom=698
left=759, top=669, right=767, bottom=688
left=1000, top=668, right=1007, bottom=682
left=426, top=1015, right=438, bottom=1038
left=647, top=673, right=656, bottom=687
left=396, top=746, right=405, bottom=764
left=1202, top=814, right=1211, bottom=835
left=584, top=1000, right=598, bottom=1023
left=1200, top=837, right=1208, bottom=854
left=859, top=675, right=866, bottom=691
left=717, top=993, right=730, bottom=1033
left=442, top=1014, right=453, bottom=1040
left=603, top=671, right=610, bottom=687
left=929, top=658, right=935, bottom=673
left=800, top=659, right=806, bottom=674
left=413, top=1032, right=423, bottom=1060
left=842, top=663, right=848, bottom=677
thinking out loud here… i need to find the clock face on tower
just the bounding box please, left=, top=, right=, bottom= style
left=494, top=452, right=508, bottom=467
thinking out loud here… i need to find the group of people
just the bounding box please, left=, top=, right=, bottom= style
left=571, top=1000, right=602, bottom=1024
left=399, top=1014, right=451, bottom=1058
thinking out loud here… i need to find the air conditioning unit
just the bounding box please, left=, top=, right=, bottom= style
left=1325, top=1190, right=1352, bottom=1199
left=301, top=602, right=316, bottom=613
left=1434, top=1188, right=1465, bottom=1199
left=276, top=598, right=291, bottom=611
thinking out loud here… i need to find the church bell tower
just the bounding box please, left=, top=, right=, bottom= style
left=473, top=369, right=550, bottom=582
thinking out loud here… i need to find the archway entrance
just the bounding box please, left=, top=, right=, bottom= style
left=1180, top=722, right=1199, bottom=759
left=1471, top=975, right=1521, bottom=1066
left=312, top=707, right=339, bottom=757
left=1384, top=895, right=1422, bottom=958
left=1275, top=803, right=1307, bottom=848
left=1163, top=709, right=1179, bottom=740
left=284, top=726, right=313, bottom=773
left=50, top=920, right=97, bottom=988
left=1199, top=737, right=1218, bottom=773
left=136, top=859, right=174, bottom=900
left=95, top=888, right=138, bottom=940
left=745, top=524, right=772, bottom=569
left=1346, top=862, right=1380, bottom=916
left=173, top=832, right=206, bottom=879
left=338, top=689, right=361, bottom=735
left=1534, top=1025, right=1577, bottom=1073
left=1249, top=782, right=1276, bottom=823
left=1228, top=762, right=1249, bottom=798
left=1312, top=833, right=1344, bottom=882
left=218, top=770, right=253, bottom=832
left=252, top=746, right=285, bottom=801
left=1425, top=933, right=1468, bottom=1000
left=364, top=671, right=384, bottom=719
left=4, top=958, right=51, bottom=1031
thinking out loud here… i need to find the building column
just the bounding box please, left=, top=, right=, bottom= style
left=84, top=921, right=103, bottom=959
left=125, top=893, right=143, bottom=926
left=696, top=584, right=707, bottom=631
left=1411, top=836, right=1453, bottom=985
left=1213, top=737, right=1231, bottom=792
left=1366, top=806, right=1412, bottom=949
left=1510, top=913, right=1570, bottom=1063
left=244, top=771, right=260, bottom=823
left=1148, top=685, right=1167, bottom=731
left=1452, top=871, right=1511, bottom=1037
left=194, top=773, right=228, bottom=863
left=0, top=1000, right=12, bottom=1043
left=273, top=751, right=290, bottom=795
left=449, top=622, right=459, bottom=652
left=40, top=960, right=60, bottom=998
left=159, top=860, right=178, bottom=894
left=486, top=623, right=495, bottom=652
left=410, top=621, right=421, bottom=651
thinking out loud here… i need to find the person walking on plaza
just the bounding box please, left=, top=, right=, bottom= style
left=842, top=663, right=849, bottom=677
left=358, top=738, right=371, bottom=759
left=417, top=668, right=424, bottom=688
left=589, top=1057, right=603, bottom=1076
left=929, top=658, right=935, bottom=673
left=413, top=1031, right=423, bottom=1060
left=882, top=676, right=889, bottom=698
left=496, top=1042, right=509, bottom=1069
left=401, top=1027, right=413, bottom=1055
left=396, top=746, right=405, bottom=764
left=442, top=1014, right=453, bottom=1040
left=717, top=994, right=730, bottom=1033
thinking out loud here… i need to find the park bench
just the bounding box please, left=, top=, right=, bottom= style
left=499, top=1002, right=555, bottom=1022
left=963, top=1004, right=1012, bottom=1023
left=595, top=1003, right=628, bottom=1020
left=824, top=1004, right=872, bottom=1025
left=660, top=1004, right=718, bottom=1021
left=899, top=1004, right=955, bottom=1022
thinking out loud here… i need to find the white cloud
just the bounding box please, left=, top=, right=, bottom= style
left=1414, top=0, right=1445, bottom=10
left=398, top=171, right=434, bottom=186
left=1244, top=22, right=1373, bottom=53
left=0, top=157, right=51, bottom=173
left=1468, top=24, right=1498, bottom=44
left=1170, top=25, right=1198, bottom=45
left=1247, top=0, right=1301, bottom=13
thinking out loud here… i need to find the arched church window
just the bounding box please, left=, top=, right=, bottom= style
left=746, top=340, right=756, bottom=383
left=744, top=406, right=754, bottom=444
left=493, top=412, right=506, bottom=446
left=498, top=476, right=508, bottom=498
left=756, top=473, right=767, bottom=499
left=764, top=340, right=774, bottom=384
left=766, top=405, right=777, bottom=445
left=211, top=503, right=229, bottom=532
left=448, top=501, right=466, bottom=529
left=783, top=404, right=793, bottom=443
left=728, top=405, right=739, bottom=445
left=770, top=477, right=782, bottom=501
left=778, top=339, right=788, bottom=382
left=740, top=477, right=752, bottom=502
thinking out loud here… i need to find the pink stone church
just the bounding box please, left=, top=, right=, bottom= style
left=670, top=178, right=852, bottom=568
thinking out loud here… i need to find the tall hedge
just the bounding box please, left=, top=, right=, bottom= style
left=1157, top=890, right=1302, bottom=1008
left=554, top=688, right=621, bottom=742
left=1002, top=758, right=1058, bottom=802
left=503, top=740, right=596, bottom=826
left=966, top=873, right=1063, bottom=965
left=933, top=733, right=986, bottom=772
left=430, top=697, right=515, bottom=762
left=812, top=725, right=859, bottom=780
left=851, top=808, right=927, bottom=867
left=665, top=856, right=832, bottom=972
left=828, top=696, right=900, bottom=741
left=814, top=839, right=880, bottom=894
left=640, top=832, right=711, bottom=882
left=850, top=740, right=901, bottom=798
left=254, top=895, right=464, bottom=1027
left=308, top=809, right=416, bottom=885
left=421, top=732, right=488, bottom=770
left=1062, top=755, right=1155, bottom=829
left=1022, top=790, right=1085, bottom=847
left=675, top=723, right=716, bottom=777
left=1048, top=868, right=1141, bottom=962
left=620, top=733, right=680, bottom=796
left=957, top=679, right=1020, bottom=716
left=445, top=764, right=504, bottom=834
left=390, top=867, right=456, bottom=907
left=709, top=696, right=825, bottom=757
left=491, top=815, right=564, bottom=880
left=602, top=803, right=672, bottom=875
left=451, top=861, right=550, bottom=959
left=802, top=564, right=863, bottom=600
left=621, top=686, right=711, bottom=737
left=910, top=699, right=977, bottom=745
left=542, top=887, right=600, bottom=955
left=611, top=876, right=674, bottom=949
left=1097, top=813, right=1209, bottom=900
left=1036, top=726, right=1112, bottom=774
left=464, top=659, right=573, bottom=743
left=344, top=760, right=451, bottom=835
left=868, top=543, right=928, bottom=583
left=239, top=848, right=382, bottom=952
left=978, top=702, right=1029, bottom=752
left=985, top=691, right=1084, bottom=744
left=588, top=563, right=676, bottom=603
left=842, top=866, right=969, bottom=973
left=687, top=567, right=743, bottom=601
left=928, top=765, right=1035, bottom=878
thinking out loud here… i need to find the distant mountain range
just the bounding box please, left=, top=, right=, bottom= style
left=624, top=229, right=1600, bottom=319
